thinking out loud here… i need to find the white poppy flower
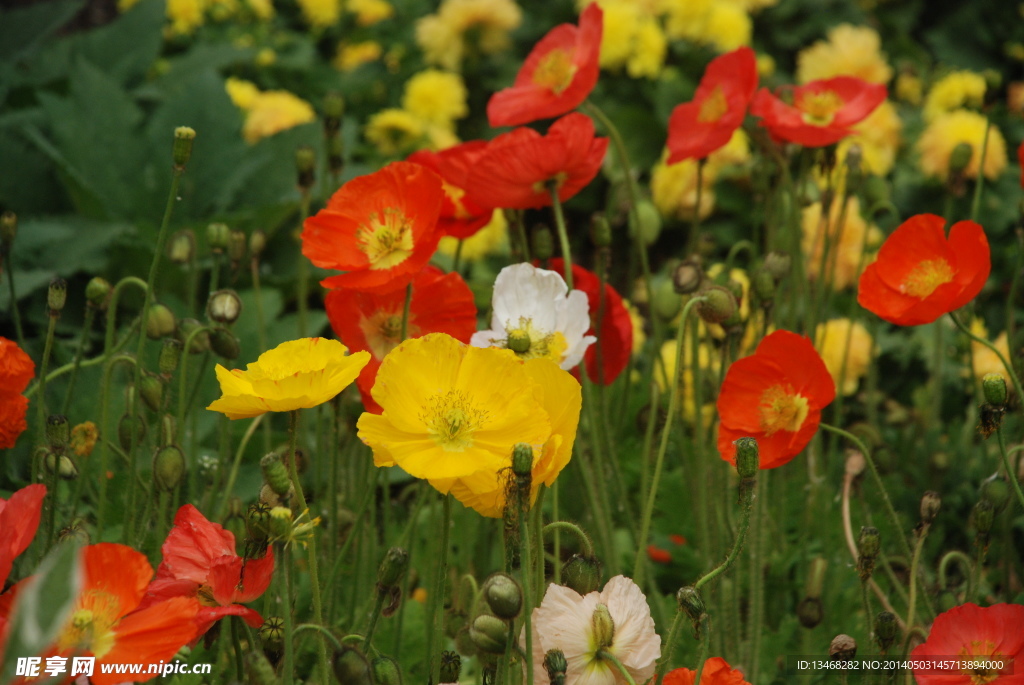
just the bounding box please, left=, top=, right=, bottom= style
left=524, top=575, right=662, bottom=685
left=471, top=263, right=596, bottom=369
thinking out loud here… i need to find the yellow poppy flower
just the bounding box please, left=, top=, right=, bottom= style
left=207, top=338, right=370, bottom=419
left=357, top=333, right=562, bottom=497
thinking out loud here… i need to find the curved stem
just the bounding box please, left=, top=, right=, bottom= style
left=60, top=306, right=97, bottom=415
left=295, top=623, right=343, bottom=651
left=655, top=610, right=685, bottom=685
left=996, top=427, right=1024, bottom=511
left=694, top=491, right=753, bottom=591
left=542, top=521, right=594, bottom=558
left=938, top=551, right=973, bottom=598
left=950, top=313, right=1024, bottom=410
left=362, top=592, right=387, bottom=650
left=548, top=184, right=574, bottom=290
left=599, top=651, right=638, bottom=685
left=905, top=525, right=928, bottom=638
left=33, top=314, right=58, bottom=482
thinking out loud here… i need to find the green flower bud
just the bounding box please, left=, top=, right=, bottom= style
left=590, top=214, right=612, bottom=248
left=874, top=611, right=898, bottom=653
left=46, top=414, right=70, bottom=453
left=244, top=650, right=279, bottom=685
left=857, top=526, right=880, bottom=581
left=482, top=573, right=522, bottom=620
left=261, top=453, right=292, bottom=498
left=439, top=651, right=461, bottom=685
left=762, top=251, right=792, bottom=282
left=296, top=145, right=316, bottom=191
left=507, top=329, right=532, bottom=354
left=512, top=443, right=533, bottom=479
left=118, top=412, right=146, bottom=451
left=591, top=604, right=615, bottom=650
left=209, top=327, right=240, bottom=360
left=532, top=224, right=554, bottom=261
left=372, top=655, right=402, bottom=685
left=146, top=303, right=177, bottom=340
left=328, top=135, right=344, bottom=176
left=228, top=230, right=247, bottom=265
left=323, top=92, right=345, bottom=134
left=949, top=143, right=973, bottom=175
left=172, top=126, right=196, bottom=169
left=562, top=554, right=602, bottom=595
left=470, top=614, right=508, bottom=654
left=48, top=278, right=67, bottom=313
left=697, top=286, right=737, bottom=325
left=629, top=199, right=662, bottom=246
left=672, top=259, right=704, bottom=295
left=138, top=373, right=164, bottom=413
left=168, top=229, right=196, bottom=264
left=207, top=223, right=230, bottom=254
left=796, top=597, right=823, bottom=628
left=333, top=647, right=373, bottom=685
left=982, top=373, right=1008, bottom=406
left=1, top=211, right=16, bottom=246
left=676, top=585, right=706, bottom=626
left=159, top=338, right=183, bottom=376
left=176, top=318, right=210, bottom=353
left=652, top=278, right=682, bottom=321
left=920, top=491, right=941, bottom=525
left=250, top=230, right=267, bottom=258
left=153, top=445, right=186, bottom=491
left=544, top=649, right=567, bottom=685
left=829, top=634, right=857, bottom=661
left=973, top=498, right=995, bottom=535
left=734, top=437, right=759, bottom=480
left=981, top=475, right=1010, bottom=514
left=45, top=452, right=79, bottom=480
left=377, top=546, right=410, bottom=590
left=751, top=268, right=776, bottom=305
left=85, top=277, right=112, bottom=310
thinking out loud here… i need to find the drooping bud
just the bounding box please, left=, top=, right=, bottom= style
left=676, top=586, right=706, bottom=638
left=85, top=277, right=112, bottom=310
left=696, top=286, right=737, bottom=325
left=172, top=126, right=196, bottom=170
left=919, top=491, right=941, bottom=525
left=44, top=452, right=79, bottom=480
left=439, top=651, right=461, bottom=685
left=874, top=611, right=898, bottom=654
left=208, top=327, right=240, bottom=360
left=118, top=412, right=146, bottom=451
left=138, top=372, right=164, bottom=413
left=168, top=229, right=196, bottom=264
left=562, top=554, right=602, bottom=595
left=544, top=649, right=567, bottom=685
left=948, top=143, right=973, bottom=176
left=48, top=278, right=67, bottom=313
left=591, top=604, right=615, bottom=650
left=207, top=223, right=230, bottom=254
left=652, top=278, right=682, bottom=321
left=153, top=445, right=186, bottom=491
left=250, top=230, right=267, bottom=258
left=482, top=573, right=522, bottom=620
left=857, top=526, right=880, bottom=581
left=159, top=338, right=183, bottom=376
left=377, top=546, right=410, bottom=590
left=973, top=499, right=995, bottom=537
left=46, top=414, right=70, bottom=454
left=672, top=259, right=703, bottom=295
left=762, top=252, right=792, bottom=282
left=228, top=230, right=247, bottom=265
left=980, top=475, right=1010, bottom=514
left=751, top=268, right=776, bottom=306
left=590, top=214, right=612, bottom=248
left=296, top=145, right=316, bottom=191
left=372, top=656, right=402, bottom=685
left=982, top=373, right=1008, bottom=406
left=630, top=199, right=662, bottom=246
left=469, top=614, right=508, bottom=654
left=507, top=329, right=532, bottom=354
left=207, top=289, right=242, bottom=324
left=829, top=634, right=857, bottom=661
left=796, top=597, right=823, bottom=628
left=146, top=303, right=176, bottom=340
left=261, top=453, right=292, bottom=498
left=333, top=647, right=373, bottom=685
left=176, top=318, right=210, bottom=353
left=532, top=224, right=554, bottom=261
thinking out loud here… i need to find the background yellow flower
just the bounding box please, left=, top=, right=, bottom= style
left=796, top=24, right=893, bottom=84
left=815, top=318, right=873, bottom=396
left=917, top=109, right=1007, bottom=181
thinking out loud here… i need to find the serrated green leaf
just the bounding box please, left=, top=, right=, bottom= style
left=0, top=542, right=83, bottom=684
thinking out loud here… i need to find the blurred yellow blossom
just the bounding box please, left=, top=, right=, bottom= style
left=756, top=53, right=775, bottom=76
left=702, top=3, right=751, bottom=51
left=296, top=0, right=340, bottom=28
left=895, top=71, right=923, bottom=105
left=599, top=2, right=638, bottom=68
left=624, top=300, right=646, bottom=355
left=651, top=130, right=749, bottom=221
left=365, top=109, right=426, bottom=155
left=594, top=1, right=666, bottom=78
left=627, top=18, right=667, bottom=78
left=416, top=0, right=522, bottom=70
left=657, top=337, right=718, bottom=426
left=796, top=24, right=892, bottom=85
left=402, top=70, right=468, bottom=126
left=166, top=0, right=206, bottom=35
left=923, top=70, right=986, bottom=121
left=245, top=0, right=273, bottom=19
left=255, top=48, right=276, bottom=66
left=225, top=77, right=260, bottom=110
left=815, top=318, right=873, bottom=396
left=335, top=41, right=383, bottom=72
left=968, top=319, right=1014, bottom=390
left=348, top=0, right=393, bottom=25
left=239, top=90, right=317, bottom=144
left=207, top=0, right=238, bottom=21
left=839, top=99, right=903, bottom=177
left=917, top=109, right=1007, bottom=181
left=438, top=210, right=510, bottom=261
left=801, top=196, right=882, bottom=290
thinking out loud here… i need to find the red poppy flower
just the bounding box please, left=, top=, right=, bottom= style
left=667, top=47, right=758, bottom=163
left=487, top=2, right=602, bottom=127
left=549, top=259, right=632, bottom=385
left=857, top=214, right=990, bottom=326
left=716, top=330, right=836, bottom=470
left=0, top=337, right=34, bottom=393
left=0, top=484, right=45, bottom=586
left=670, top=534, right=687, bottom=545
left=465, top=113, right=608, bottom=210
left=647, top=545, right=671, bottom=564
left=325, top=266, right=477, bottom=413
left=141, top=505, right=274, bottom=636
left=1018, top=141, right=1024, bottom=188
left=12, top=543, right=201, bottom=685
left=911, top=603, right=1024, bottom=685
left=408, top=141, right=494, bottom=239
left=664, top=657, right=752, bottom=685
left=750, top=76, right=887, bottom=147
left=302, top=161, right=445, bottom=294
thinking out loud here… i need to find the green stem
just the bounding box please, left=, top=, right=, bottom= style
left=427, top=495, right=453, bottom=685
left=362, top=591, right=387, bottom=649
left=297, top=192, right=311, bottom=337
left=33, top=314, right=58, bottom=482
left=693, top=493, right=753, bottom=591
left=970, top=119, right=991, bottom=223
left=633, top=296, right=706, bottom=582
left=655, top=610, right=685, bottom=685
left=4, top=250, right=25, bottom=347
left=278, top=543, right=295, bottom=685
left=542, top=522, right=594, bottom=557
left=691, top=621, right=711, bottom=685
left=862, top=581, right=874, bottom=645
left=251, top=255, right=272, bottom=452
left=285, top=411, right=330, bottom=684
left=521, top=495, right=535, bottom=685
left=950, top=313, right=1024, bottom=410
left=216, top=414, right=264, bottom=519
left=231, top=615, right=246, bottom=682
left=686, top=160, right=706, bottom=257
left=599, top=651, right=637, bottom=685
left=548, top=184, right=574, bottom=290
left=996, top=427, right=1024, bottom=511
left=60, top=306, right=97, bottom=416
left=400, top=282, right=413, bottom=341
left=294, top=623, right=343, bottom=651
left=904, top=525, right=928, bottom=643
left=748, top=470, right=767, bottom=680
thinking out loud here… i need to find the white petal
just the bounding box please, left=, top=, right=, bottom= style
left=470, top=329, right=504, bottom=349
left=492, top=263, right=565, bottom=334
left=555, top=290, right=596, bottom=368
left=599, top=576, right=661, bottom=675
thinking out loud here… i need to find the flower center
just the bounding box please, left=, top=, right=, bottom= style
left=423, top=390, right=489, bottom=452
left=797, top=89, right=844, bottom=126
left=197, top=584, right=220, bottom=607
left=901, top=258, right=955, bottom=298
left=532, top=48, right=577, bottom=95
left=698, top=86, right=728, bottom=123
left=959, top=642, right=1005, bottom=684
left=759, top=384, right=810, bottom=435
left=443, top=181, right=473, bottom=219
left=531, top=172, right=569, bottom=196
left=361, top=310, right=414, bottom=360
left=58, top=592, right=119, bottom=658
left=502, top=317, right=568, bottom=364
left=358, top=207, right=416, bottom=270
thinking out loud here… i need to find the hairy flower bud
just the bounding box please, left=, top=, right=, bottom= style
left=630, top=199, right=662, bottom=246
left=482, top=573, right=522, bottom=620
left=949, top=143, right=973, bottom=175
left=146, top=303, right=177, bottom=340
left=172, top=126, right=196, bottom=170
left=562, top=554, right=602, bottom=595
left=751, top=268, right=775, bottom=305
left=372, top=656, right=402, bottom=685
left=697, top=286, right=737, bottom=325
left=762, top=252, right=792, bottom=282
left=153, top=445, right=186, bottom=491
left=591, top=604, right=615, bottom=650
left=857, top=526, right=880, bottom=581
left=377, top=547, right=410, bottom=590
left=980, top=475, right=1010, bottom=514
left=209, top=327, right=240, bottom=361
left=159, top=338, right=183, bottom=376
left=85, top=277, right=112, bottom=310
left=982, top=373, right=1008, bottom=406
left=261, top=453, right=292, bottom=498
left=46, top=414, right=70, bottom=453
left=973, top=499, right=995, bottom=536
left=590, top=214, right=612, bottom=248
left=176, top=318, right=210, bottom=354
left=734, top=437, right=759, bottom=480
left=207, top=223, right=230, bottom=254
left=874, top=611, right=898, bottom=653
left=544, top=649, right=567, bottom=685
left=118, top=412, right=146, bottom=451
left=333, top=647, right=373, bottom=685
left=48, top=278, right=67, bottom=313
left=138, top=372, right=164, bottom=413
left=439, top=651, right=461, bottom=685
left=652, top=278, right=682, bottom=321
left=919, top=491, right=941, bottom=525
left=469, top=614, right=508, bottom=654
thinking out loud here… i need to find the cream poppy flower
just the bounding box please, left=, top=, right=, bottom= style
left=471, top=263, right=596, bottom=369
left=525, top=575, right=661, bottom=685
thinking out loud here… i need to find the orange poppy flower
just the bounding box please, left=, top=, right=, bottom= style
left=750, top=76, right=886, bottom=147
left=325, top=266, right=477, bottom=413
left=0, top=484, right=45, bottom=587
left=549, top=259, right=633, bottom=385
left=664, top=657, right=752, bottom=685
left=667, top=47, right=758, bottom=163
left=465, top=113, right=608, bottom=210
left=408, top=141, right=494, bottom=240
left=910, top=603, right=1024, bottom=685
left=647, top=545, right=671, bottom=564
left=0, top=337, right=35, bottom=393
left=716, top=330, right=835, bottom=470
left=302, top=161, right=445, bottom=294
left=15, top=543, right=200, bottom=685
left=141, top=504, right=274, bottom=636
left=0, top=394, right=29, bottom=450
left=857, top=214, right=990, bottom=326
left=487, top=2, right=602, bottom=127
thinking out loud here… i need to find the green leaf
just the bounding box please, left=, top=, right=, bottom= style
left=0, top=0, right=83, bottom=63
left=0, top=542, right=83, bottom=683
left=74, top=0, right=165, bottom=84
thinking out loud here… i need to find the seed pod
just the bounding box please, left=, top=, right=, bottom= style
left=261, top=453, right=292, bottom=498
left=377, top=547, right=410, bottom=590
left=48, top=278, right=67, bottom=313
left=438, top=651, right=460, bottom=685
left=172, top=126, right=196, bottom=170
left=176, top=318, right=210, bottom=353
left=146, top=303, right=177, bottom=340
left=982, top=373, right=1008, bottom=406
left=544, top=649, right=567, bottom=685
left=829, top=634, right=857, bottom=661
